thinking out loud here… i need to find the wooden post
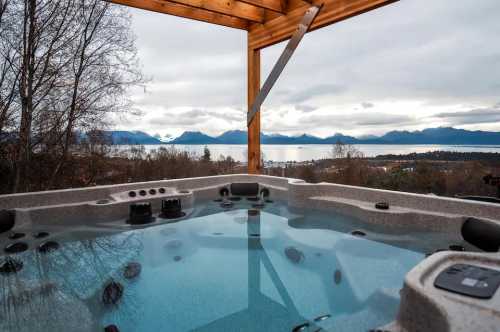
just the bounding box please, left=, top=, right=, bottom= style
left=247, top=43, right=261, bottom=174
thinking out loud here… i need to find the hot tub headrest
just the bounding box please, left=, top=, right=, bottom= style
left=230, top=183, right=259, bottom=196
left=461, top=217, right=500, bottom=252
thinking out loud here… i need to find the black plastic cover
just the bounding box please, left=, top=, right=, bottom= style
left=160, top=199, right=185, bottom=219
left=127, top=202, right=154, bottom=225
left=219, top=187, right=230, bottom=197
left=0, top=210, right=15, bottom=233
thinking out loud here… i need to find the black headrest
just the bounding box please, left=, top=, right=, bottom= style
left=230, top=183, right=259, bottom=196
left=461, top=217, right=500, bottom=252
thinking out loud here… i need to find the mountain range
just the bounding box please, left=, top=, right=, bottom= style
left=103, top=127, right=500, bottom=145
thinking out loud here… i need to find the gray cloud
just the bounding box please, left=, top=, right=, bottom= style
left=146, top=108, right=244, bottom=128
left=284, top=84, right=346, bottom=103
left=260, top=112, right=417, bottom=136
left=354, top=114, right=415, bottom=126
left=122, top=0, right=500, bottom=136
left=129, top=10, right=246, bottom=110
left=262, top=0, right=500, bottom=104
left=434, top=104, right=500, bottom=125
left=295, top=104, right=318, bottom=112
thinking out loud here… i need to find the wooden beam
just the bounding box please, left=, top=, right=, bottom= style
left=108, top=0, right=249, bottom=30
left=165, top=0, right=266, bottom=22
left=248, top=5, right=321, bottom=125
left=249, top=0, right=399, bottom=49
left=238, top=0, right=285, bottom=13
left=247, top=46, right=261, bottom=174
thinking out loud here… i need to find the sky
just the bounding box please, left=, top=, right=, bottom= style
left=114, top=0, right=500, bottom=139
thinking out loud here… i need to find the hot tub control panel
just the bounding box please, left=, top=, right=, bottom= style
left=434, top=264, right=500, bottom=299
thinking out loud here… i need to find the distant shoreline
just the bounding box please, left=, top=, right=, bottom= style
left=373, top=150, right=500, bottom=161
left=116, top=143, right=500, bottom=149
left=112, top=144, right=500, bottom=163
left=118, top=143, right=500, bottom=147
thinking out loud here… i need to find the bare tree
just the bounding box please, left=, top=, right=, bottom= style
left=0, top=0, right=143, bottom=192
left=0, top=0, right=18, bottom=137
left=47, top=1, right=143, bottom=188
left=6, top=0, right=78, bottom=192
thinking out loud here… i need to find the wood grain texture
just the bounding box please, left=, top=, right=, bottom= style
left=238, top=0, right=285, bottom=13
left=249, top=0, right=399, bottom=49
left=247, top=46, right=261, bottom=174
left=165, top=0, right=266, bottom=22
left=108, top=0, right=249, bottom=29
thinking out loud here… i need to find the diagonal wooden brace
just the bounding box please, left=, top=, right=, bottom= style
left=247, top=4, right=323, bottom=125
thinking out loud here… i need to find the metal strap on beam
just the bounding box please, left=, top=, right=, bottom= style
left=247, top=4, right=322, bottom=125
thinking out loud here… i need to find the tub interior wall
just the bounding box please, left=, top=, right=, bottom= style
left=1, top=175, right=500, bottom=332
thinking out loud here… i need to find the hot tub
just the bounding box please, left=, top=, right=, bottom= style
left=0, top=175, right=499, bottom=332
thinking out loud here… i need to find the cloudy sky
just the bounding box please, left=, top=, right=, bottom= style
left=114, top=0, right=500, bottom=139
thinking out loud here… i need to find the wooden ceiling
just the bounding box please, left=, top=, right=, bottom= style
left=109, top=0, right=398, bottom=49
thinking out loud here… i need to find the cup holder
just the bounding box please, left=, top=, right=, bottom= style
left=96, top=199, right=111, bottom=205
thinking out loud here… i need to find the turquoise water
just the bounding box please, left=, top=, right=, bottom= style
left=0, top=202, right=427, bottom=332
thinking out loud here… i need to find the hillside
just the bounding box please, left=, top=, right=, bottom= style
left=101, top=127, right=500, bottom=145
